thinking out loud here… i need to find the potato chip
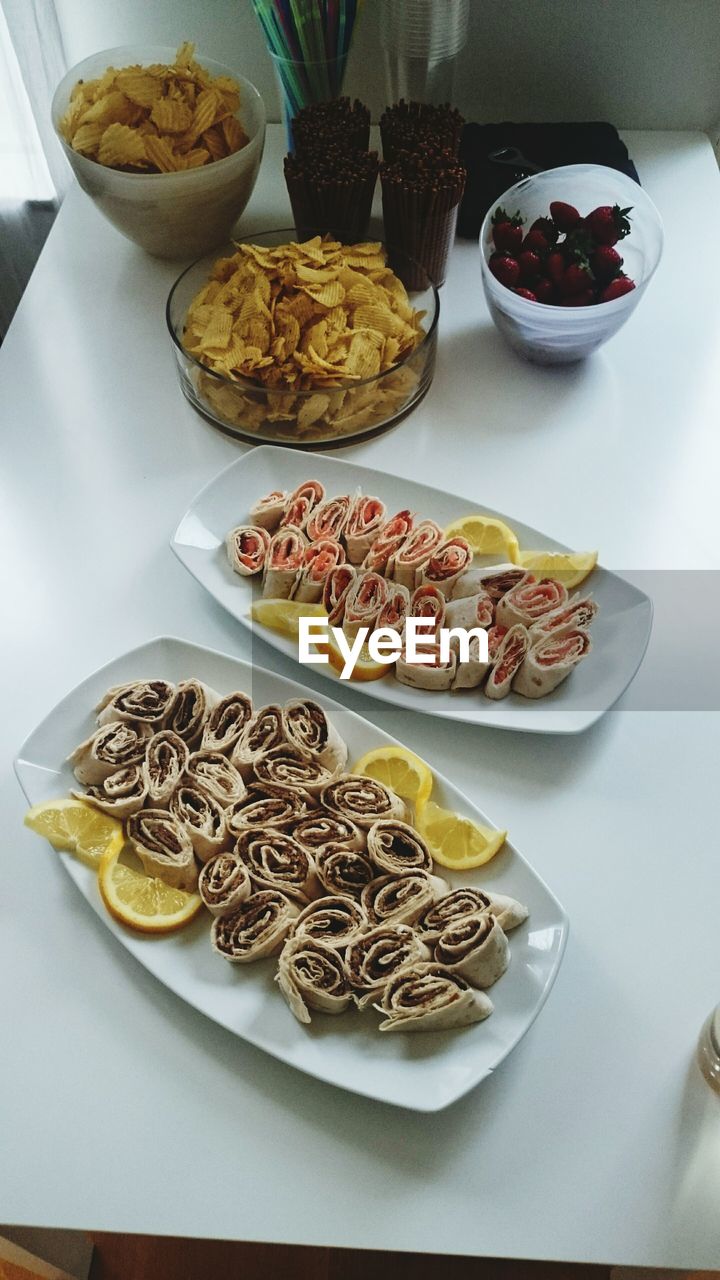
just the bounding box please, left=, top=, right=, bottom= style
left=97, top=122, right=148, bottom=169
left=59, top=43, right=249, bottom=173
left=301, top=280, right=346, bottom=309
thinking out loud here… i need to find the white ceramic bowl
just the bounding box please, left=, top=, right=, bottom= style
left=51, top=45, right=266, bottom=259
left=479, top=163, right=664, bottom=364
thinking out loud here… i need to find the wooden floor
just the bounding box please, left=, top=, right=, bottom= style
left=89, top=1237, right=613, bottom=1280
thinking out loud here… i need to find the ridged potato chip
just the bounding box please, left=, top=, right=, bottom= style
left=59, top=43, right=249, bottom=173
left=183, top=236, right=427, bottom=437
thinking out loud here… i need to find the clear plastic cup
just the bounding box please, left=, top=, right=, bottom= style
left=379, top=0, right=469, bottom=105
left=269, top=53, right=347, bottom=151
left=479, top=164, right=664, bottom=364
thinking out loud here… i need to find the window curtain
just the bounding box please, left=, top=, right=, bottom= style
left=0, top=0, right=68, bottom=337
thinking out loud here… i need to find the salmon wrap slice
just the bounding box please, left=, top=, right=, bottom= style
left=376, top=582, right=410, bottom=635
left=292, top=538, right=346, bottom=603
left=484, top=624, right=531, bottom=700
left=362, top=508, right=414, bottom=575
left=418, top=536, right=473, bottom=597
left=344, top=494, right=387, bottom=563
left=322, top=564, right=357, bottom=626
left=392, top=519, right=444, bottom=590
left=444, top=589, right=494, bottom=631
left=450, top=634, right=490, bottom=690
left=263, top=526, right=307, bottom=599
left=280, top=479, right=325, bottom=531
left=306, top=493, right=352, bottom=542
left=395, top=640, right=457, bottom=691
left=529, top=594, right=599, bottom=641
left=408, top=583, right=446, bottom=632
left=250, top=489, right=287, bottom=531
left=225, top=524, right=270, bottom=577
left=495, top=576, right=568, bottom=628
left=514, top=627, right=592, bottom=698
left=342, top=571, right=388, bottom=639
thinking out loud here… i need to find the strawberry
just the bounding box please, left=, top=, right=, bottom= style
left=549, top=200, right=581, bottom=231
left=587, top=204, right=632, bottom=246
left=591, top=245, right=623, bottom=280
left=514, top=287, right=538, bottom=302
left=491, top=206, right=524, bottom=253
left=545, top=250, right=566, bottom=284
left=560, top=289, right=595, bottom=306
left=489, top=252, right=520, bottom=288
left=529, top=216, right=558, bottom=245
left=522, top=229, right=551, bottom=253
left=561, top=261, right=594, bottom=296
left=518, top=249, right=542, bottom=280
left=533, top=277, right=554, bottom=303
left=600, top=275, right=636, bottom=302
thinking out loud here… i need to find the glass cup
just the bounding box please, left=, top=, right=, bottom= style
left=269, top=53, right=347, bottom=151
left=697, top=1005, right=720, bottom=1093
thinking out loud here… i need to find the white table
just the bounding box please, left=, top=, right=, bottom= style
left=1, top=127, right=719, bottom=1269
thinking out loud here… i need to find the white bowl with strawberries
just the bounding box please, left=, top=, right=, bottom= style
left=479, top=163, right=663, bottom=364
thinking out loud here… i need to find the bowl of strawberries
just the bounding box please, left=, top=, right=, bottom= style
left=479, top=164, right=663, bottom=364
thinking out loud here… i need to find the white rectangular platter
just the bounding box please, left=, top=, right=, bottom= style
left=15, top=636, right=567, bottom=1111
left=171, top=447, right=652, bottom=734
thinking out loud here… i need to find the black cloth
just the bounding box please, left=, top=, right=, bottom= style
left=457, top=122, right=639, bottom=240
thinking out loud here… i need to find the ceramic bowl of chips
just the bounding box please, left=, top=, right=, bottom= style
left=166, top=229, right=439, bottom=447
left=51, top=43, right=266, bottom=259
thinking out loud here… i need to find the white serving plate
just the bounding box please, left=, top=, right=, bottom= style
left=15, top=636, right=567, bottom=1112
left=171, top=447, right=652, bottom=734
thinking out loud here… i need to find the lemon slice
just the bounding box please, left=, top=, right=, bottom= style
left=444, top=514, right=520, bottom=564
left=99, top=843, right=203, bottom=935
left=251, top=598, right=327, bottom=640
left=321, top=634, right=392, bottom=683
left=516, top=549, right=598, bottom=588
left=24, top=797, right=125, bottom=868
left=353, top=746, right=434, bottom=810
left=417, top=800, right=507, bottom=870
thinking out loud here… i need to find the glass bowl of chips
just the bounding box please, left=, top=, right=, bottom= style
left=166, top=229, right=440, bottom=447
left=51, top=44, right=266, bottom=259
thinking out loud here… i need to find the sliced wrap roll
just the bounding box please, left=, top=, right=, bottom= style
left=376, top=582, right=410, bottom=634
left=484, top=624, right=530, bottom=700
left=164, top=679, right=220, bottom=749
left=529, top=594, right=599, bottom=640
left=451, top=634, right=491, bottom=690
left=321, top=774, right=407, bottom=829
left=283, top=698, right=348, bottom=772
left=366, top=819, right=433, bottom=875
left=235, top=827, right=319, bottom=903
left=231, top=704, right=286, bottom=778
left=253, top=746, right=341, bottom=794
left=342, top=571, right=388, bottom=640
left=514, top=627, right=592, bottom=698
left=142, top=730, right=190, bottom=807
left=292, top=539, right=346, bottom=603
left=68, top=720, right=151, bottom=785
left=376, top=963, right=494, bottom=1032
left=306, top=494, right=352, bottom=542
left=322, top=564, right=357, bottom=626
left=434, top=912, right=510, bottom=988
left=263, top=527, right=307, bottom=599
left=408, top=584, right=446, bottom=632
left=198, top=850, right=252, bottom=917
left=444, top=590, right=494, bottom=631
left=225, top=524, right=270, bottom=577
left=290, top=894, right=368, bottom=950
left=395, top=641, right=457, bottom=691
left=315, top=843, right=376, bottom=899
left=362, top=509, right=414, bottom=575
left=170, top=783, right=229, bottom=863
left=76, top=763, right=147, bottom=819
left=201, top=690, right=253, bottom=754
left=392, top=520, right=443, bottom=590
left=211, top=890, right=299, bottom=963
left=418, top=536, right=473, bottom=597
left=344, top=495, right=387, bottom=563
left=250, top=489, right=287, bottom=531
left=127, top=809, right=197, bottom=891
left=345, top=923, right=431, bottom=1008
left=276, top=935, right=352, bottom=1023
left=292, top=812, right=364, bottom=856
left=280, top=480, right=325, bottom=531
left=96, top=679, right=175, bottom=727
left=451, top=565, right=529, bottom=602
left=496, top=577, right=568, bottom=628
left=226, top=782, right=317, bottom=836
left=361, top=871, right=448, bottom=927
left=184, top=750, right=247, bottom=807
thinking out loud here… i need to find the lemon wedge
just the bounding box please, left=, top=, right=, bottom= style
left=251, top=598, right=327, bottom=640
left=99, top=843, right=203, bottom=935
left=516, top=549, right=598, bottom=588
left=24, top=797, right=125, bottom=868
left=416, top=800, right=507, bottom=870
left=353, top=746, right=434, bottom=810
left=444, top=514, right=520, bottom=564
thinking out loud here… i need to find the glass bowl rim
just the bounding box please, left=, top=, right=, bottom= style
left=165, top=228, right=441, bottom=397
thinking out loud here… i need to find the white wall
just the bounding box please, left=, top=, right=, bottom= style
left=55, top=0, right=720, bottom=131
